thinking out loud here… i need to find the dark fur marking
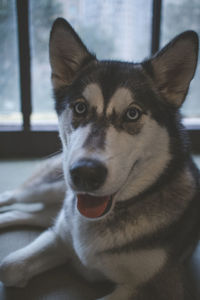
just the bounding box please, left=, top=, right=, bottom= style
left=83, top=117, right=108, bottom=150
left=70, top=106, right=97, bottom=130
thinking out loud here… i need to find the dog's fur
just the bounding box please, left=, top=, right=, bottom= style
left=0, top=18, right=200, bottom=299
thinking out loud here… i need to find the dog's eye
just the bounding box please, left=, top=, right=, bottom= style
left=74, top=102, right=87, bottom=116
left=125, top=107, right=141, bottom=121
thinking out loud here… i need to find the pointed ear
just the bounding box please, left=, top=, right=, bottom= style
left=49, top=18, right=96, bottom=89
left=143, top=31, right=199, bottom=107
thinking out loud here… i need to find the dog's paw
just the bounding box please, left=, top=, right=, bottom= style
left=0, top=191, right=16, bottom=208
left=0, top=254, right=28, bottom=287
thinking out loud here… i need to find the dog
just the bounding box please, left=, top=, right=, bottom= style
left=0, top=18, right=200, bottom=299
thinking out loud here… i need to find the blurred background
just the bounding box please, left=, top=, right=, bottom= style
left=0, top=0, right=200, bottom=127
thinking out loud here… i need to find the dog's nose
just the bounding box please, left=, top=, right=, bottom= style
left=70, top=159, right=107, bottom=191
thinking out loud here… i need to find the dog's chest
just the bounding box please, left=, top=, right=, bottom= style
left=69, top=214, right=166, bottom=285
left=71, top=216, right=103, bottom=265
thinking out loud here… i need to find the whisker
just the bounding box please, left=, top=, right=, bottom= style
left=43, top=150, right=62, bottom=160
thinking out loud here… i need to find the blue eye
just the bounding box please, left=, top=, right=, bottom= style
left=125, top=107, right=141, bottom=121
left=74, top=102, right=87, bottom=115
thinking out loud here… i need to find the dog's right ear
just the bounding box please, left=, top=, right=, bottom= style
left=49, top=18, right=95, bottom=89
left=142, top=31, right=199, bottom=108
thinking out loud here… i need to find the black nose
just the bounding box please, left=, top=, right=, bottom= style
left=70, top=159, right=107, bottom=191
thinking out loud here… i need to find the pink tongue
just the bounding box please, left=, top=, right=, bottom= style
left=77, top=194, right=110, bottom=218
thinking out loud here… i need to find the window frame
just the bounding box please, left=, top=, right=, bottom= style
left=0, top=0, right=200, bottom=158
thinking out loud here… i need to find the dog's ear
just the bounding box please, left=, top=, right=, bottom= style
left=49, top=18, right=96, bottom=89
left=143, top=31, right=199, bottom=107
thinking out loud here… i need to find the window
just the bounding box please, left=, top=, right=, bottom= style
left=161, top=0, right=200, bottom=119
left=0, top=0, right=21, bottom=125
left=0, top=0, right=200, bottom=157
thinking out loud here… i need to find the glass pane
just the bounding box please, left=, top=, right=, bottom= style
left=0, top=0, right=21, bottom=124
left=161, top=0, right=200, bottom=118
left=30, top=0, right=152, bottom=124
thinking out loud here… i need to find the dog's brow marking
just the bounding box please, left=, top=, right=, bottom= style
left=107, top=87, right=134, bottom=116
left=82, top=83, right=104, bottom=115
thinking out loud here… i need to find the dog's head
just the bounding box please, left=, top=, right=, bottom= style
left=49, top=18, right=198, bottom=219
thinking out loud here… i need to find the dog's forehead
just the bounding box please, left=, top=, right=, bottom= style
left=82, top=83, right=134, bottom=115
left=69, top=61, right=168, bottom=125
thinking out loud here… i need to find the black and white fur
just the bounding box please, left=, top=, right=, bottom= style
left=0, top=18, right=200, bottom=299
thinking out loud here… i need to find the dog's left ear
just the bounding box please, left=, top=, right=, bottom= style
left=49, top=18, right=96, bottom=89
left=143, top=31, right=199, bottom=107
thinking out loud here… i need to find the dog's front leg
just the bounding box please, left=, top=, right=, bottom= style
left=0, top=229, right=68, bottom=287
left=0, top=155, right=66, bottom=228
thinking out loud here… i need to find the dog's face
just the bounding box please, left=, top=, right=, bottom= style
left=49, top=18, right=198, bottom=219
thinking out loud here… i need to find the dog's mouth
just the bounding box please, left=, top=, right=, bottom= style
left=77, top=194, right=113, bottom=219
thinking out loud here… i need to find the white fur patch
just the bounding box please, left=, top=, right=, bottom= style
left=62, top=124, right=93, bottom=183
left=97, top=248, right=166, bottom=286
left=67, top=124, right=92, bottom=162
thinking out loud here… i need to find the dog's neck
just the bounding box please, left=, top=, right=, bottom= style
left=115, top=159, right=196, bottom=212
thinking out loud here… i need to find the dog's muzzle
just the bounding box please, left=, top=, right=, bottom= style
left=70, top=158, right=107, bottom=192
left=69, top=159, right=113, bottom=219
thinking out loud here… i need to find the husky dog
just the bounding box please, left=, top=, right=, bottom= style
left=0, top=18, right=200, bottom=299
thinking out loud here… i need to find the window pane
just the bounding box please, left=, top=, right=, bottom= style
left=0, top=0, right=21, bottom=124
left=30, top=0, right=152, bottom=124
left=161, top=0, right=200, bottom=118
